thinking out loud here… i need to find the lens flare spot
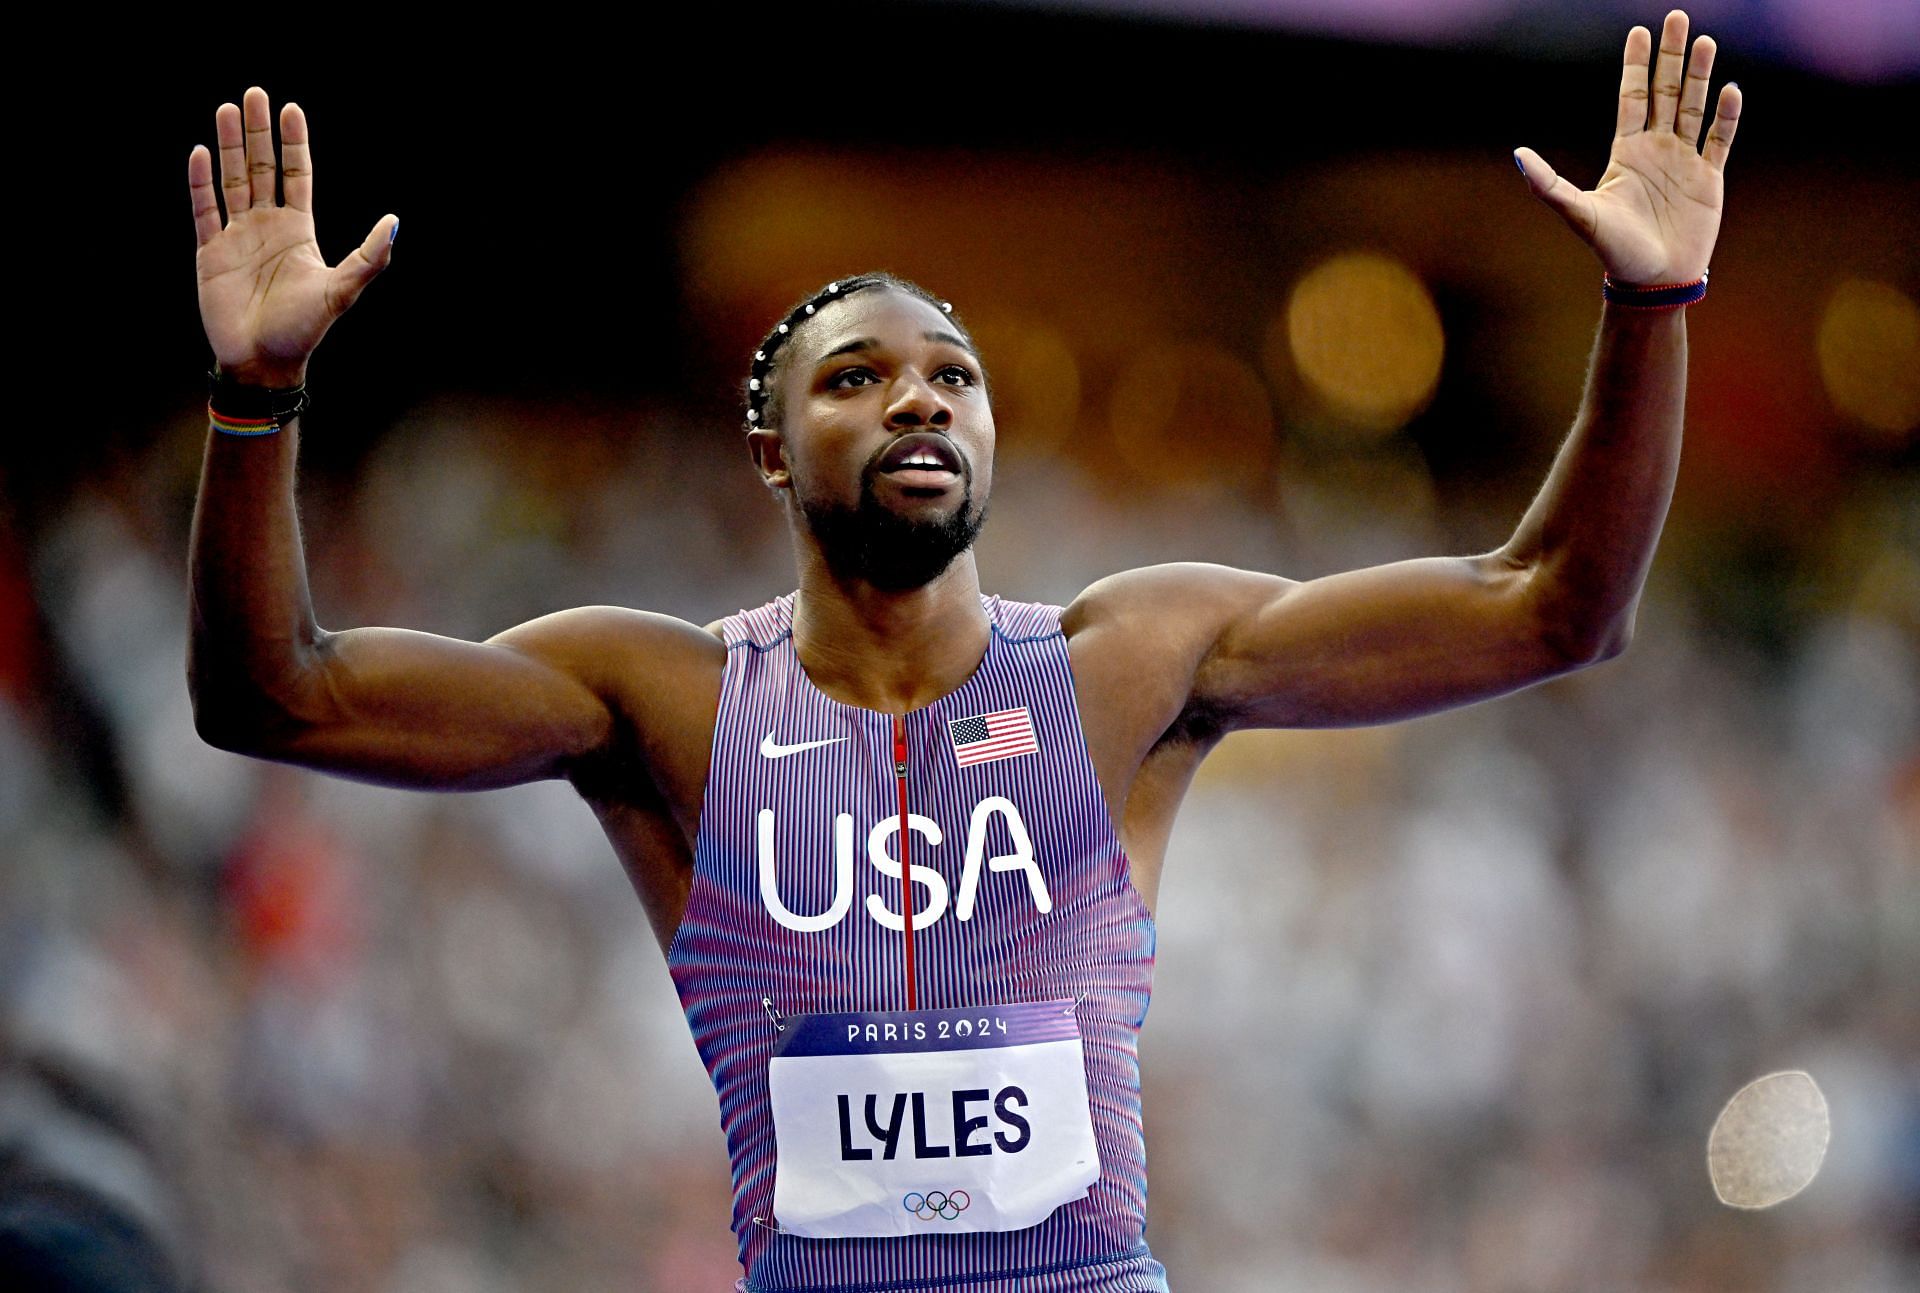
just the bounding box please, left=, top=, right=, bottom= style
left=1707, top=1070, right=1830, bottom=1210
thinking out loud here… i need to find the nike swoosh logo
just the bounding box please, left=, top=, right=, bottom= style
left=760, top=733, right=851, bottom=759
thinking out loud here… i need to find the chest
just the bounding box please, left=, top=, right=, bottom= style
left=714, top=684, right=1099, bottom=936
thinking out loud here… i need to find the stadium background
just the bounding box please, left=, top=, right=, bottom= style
left=3, top=2, right=1915, bottom=1289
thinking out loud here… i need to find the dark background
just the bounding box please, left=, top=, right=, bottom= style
left=32, top=3, right=1917, bottom=478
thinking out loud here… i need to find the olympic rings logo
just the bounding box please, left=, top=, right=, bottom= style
left=902, top=1189, right=971, bottom=1221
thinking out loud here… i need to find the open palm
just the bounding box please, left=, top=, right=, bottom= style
left=1516, top=10, right=1743, bottom=287
left=190, top=87, right=395, bottom=388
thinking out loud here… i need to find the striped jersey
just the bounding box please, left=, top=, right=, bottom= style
left=669, top=593, right=1165, bottom=1293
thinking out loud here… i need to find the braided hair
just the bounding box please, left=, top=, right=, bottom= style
left=743, top=272, right=977, bottom=433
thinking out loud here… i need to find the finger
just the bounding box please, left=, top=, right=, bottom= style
left=1677, top=33, right=1717, bottom=147
left=188, top=146, right=222, bottom=246
left=1704, top=82, right=1743, bottom=172
left=1649, top=10, right=1689, bottom=133
left=1616, top=25, right=1652, bottom=138
left=1513, top=147, right=1597, bottom=240
left=281, top=102, right=313, bottom=212
left=215, top=101, right=249, bottom=215
left=243, top=86, right=276, bottom=209
left=326, top=214, right=398, bottom=318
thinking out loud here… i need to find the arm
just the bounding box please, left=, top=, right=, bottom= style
left=1072, top=10, right=1743, bottom=734
left=186, top=88, right=712, bottom=790
left=188, top=411, right=651, bottom=789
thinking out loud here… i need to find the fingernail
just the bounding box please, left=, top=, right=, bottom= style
left=389, top=220, right=399, bottom=244
left=1513, top=151, right=1526, bottom=176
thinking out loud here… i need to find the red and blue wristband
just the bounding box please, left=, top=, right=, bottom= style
left=1603, top=270, right=1709, bottom=310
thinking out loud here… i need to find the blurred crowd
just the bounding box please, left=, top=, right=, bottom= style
left=1, top=372, right=1914, bottom=1292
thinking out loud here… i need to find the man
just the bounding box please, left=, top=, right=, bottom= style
left=186, top=12, right=1740, bottom=1290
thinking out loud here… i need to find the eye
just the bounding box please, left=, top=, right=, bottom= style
left=826, top=366, right=878, bottom=389
left=935, top=364, right=976, bottom=386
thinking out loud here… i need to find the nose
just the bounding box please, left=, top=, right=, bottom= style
left=883, top=369, right=952, bottom=430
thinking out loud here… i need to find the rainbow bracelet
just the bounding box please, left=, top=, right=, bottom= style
left=206, top=369, right=309, bottom=436
left=1603, top=271, right=1709, bottom=310
left=207, top=405, right=284, bottom=436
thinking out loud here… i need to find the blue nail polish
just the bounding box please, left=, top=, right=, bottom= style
left=389, top=220, right=399, bottom=244
left=1512, top=151, right=1526, bottom=176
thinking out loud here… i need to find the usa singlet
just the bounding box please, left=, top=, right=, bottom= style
left=669, top=593, right=1166, bottom=1293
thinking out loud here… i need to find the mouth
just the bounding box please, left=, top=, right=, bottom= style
left=873, top=432, right=965, bottom=491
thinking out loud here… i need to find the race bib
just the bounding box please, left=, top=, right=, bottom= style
left=768, top=999, right=1100, bottom=1238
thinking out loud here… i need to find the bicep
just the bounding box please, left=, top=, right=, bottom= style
left=1192, top=553, right=1583, bottom=729
left=287, top=622, right=611, bottom=788
left=203, top=607, right=689, bottom=792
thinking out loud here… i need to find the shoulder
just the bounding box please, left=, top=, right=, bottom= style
left=488, top=605, right=726, bottom=717
left=489, top=604, right=725, bottom=669
left=493, top=606, right=729, bottom=800
left=1061, top=562, right=1298, bottom=645
left=1056, top=564, right=1294, bottom=759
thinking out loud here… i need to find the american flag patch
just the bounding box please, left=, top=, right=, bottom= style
left=948, top=707, right=1039, bottom=768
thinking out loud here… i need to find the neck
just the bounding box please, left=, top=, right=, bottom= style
left=790, top=545, right=991, bottom=714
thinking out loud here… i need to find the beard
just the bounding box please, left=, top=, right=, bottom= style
left=798, top=464, right=988, bottom=592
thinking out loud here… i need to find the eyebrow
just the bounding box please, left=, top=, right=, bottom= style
left=819, top=331, right=979, bottom=362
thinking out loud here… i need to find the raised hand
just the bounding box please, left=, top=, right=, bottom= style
left=189, top=88, right=396, bottom=388
left=1515, top=10, right=1742, bottom=287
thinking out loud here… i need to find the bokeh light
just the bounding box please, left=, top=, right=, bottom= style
left=1816, top=278, right=1920, bottom=441
left=967, top=314, right=1083, bottom=459
left=1274, top=252, right=1445, bottom=438
left=1107, top=343, right=1274, bottom=485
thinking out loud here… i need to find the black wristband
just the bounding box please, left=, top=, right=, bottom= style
left=208, top=368, right=310, bottom=422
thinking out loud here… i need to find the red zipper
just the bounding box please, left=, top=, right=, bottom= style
left=893, top=714, right=917, bottom=1011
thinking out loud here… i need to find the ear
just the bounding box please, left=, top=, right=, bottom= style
left=747, top=427, right=792, bottom=490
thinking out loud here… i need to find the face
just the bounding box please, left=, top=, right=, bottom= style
left=751, top=288, right=995, bottom=590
